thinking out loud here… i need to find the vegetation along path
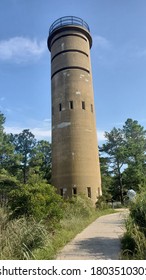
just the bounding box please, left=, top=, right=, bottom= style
left=56, top=209, right=129, bottom=260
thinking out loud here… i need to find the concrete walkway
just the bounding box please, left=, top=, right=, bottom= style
left=56, top=209, right=128, bottom=260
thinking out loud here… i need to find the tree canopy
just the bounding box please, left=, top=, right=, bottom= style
left=100, top=118, right=146, bottom=203
left=1, top=111, right=146, bottom=206
left=0, top=111, right=52, bottom=209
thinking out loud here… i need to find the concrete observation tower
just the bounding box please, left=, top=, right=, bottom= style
left=47, top=16, right=102, bottom=204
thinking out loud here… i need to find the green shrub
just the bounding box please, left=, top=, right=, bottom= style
left=121, top=217, right=137, bottom=257
left=0, top=196, right=115, bottom=260
left=96, top=196, right=109, bottom=209
left=121, top=217, right=146, bottom=259
left=63, top=194, right=95, bottom=219
left=121, top=190, right=146, bottom=259
left=121, top=233, right=136, bottom=256
left=8, top=177, right=64, bottom=225
left=130, top=192, right=146, bottom=235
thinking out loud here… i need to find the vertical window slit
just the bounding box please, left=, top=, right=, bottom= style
left=72, top=187, right=77, bottom=195
left=91, top=104, right=93, bottom=113
left=87, top=187, right=91, bottom=198
left=69, top=100, right=74, bottom=109
left=59, top=103, right=62, bottom=111
left=82, top=101, right=85, bottom=110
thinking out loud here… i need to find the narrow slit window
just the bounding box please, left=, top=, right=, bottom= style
left=72, top=187, right=77, bottom=195
left=60, top=188, right=63, bottom=197
left=82, top=101, right=85, bottom=110
left=60, top=188, right=66, bottom=197
left=91, top=104, right=93, bottom=113
left=69, top=101, right=74, bottom=109
left=87, top=187, right=91, bottom=198
left=59, top=103, right=62, bottom=111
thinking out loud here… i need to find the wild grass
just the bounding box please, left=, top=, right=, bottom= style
left=0, top=208, right=49, bottom=260
left=34, top=197, right=115, bottom=259
left=121, top=216, right=146, bottom=259
left=0, top=196, right=115, bottom=260
left=121, top=191, right=146, bottom=260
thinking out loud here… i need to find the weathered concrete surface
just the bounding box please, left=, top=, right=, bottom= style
left=48, top=20, right=102, bottom=204
left=56, top=210, right=129, bottom=260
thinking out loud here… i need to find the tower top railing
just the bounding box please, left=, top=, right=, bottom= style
left=49, top=16, right=90, bottom=35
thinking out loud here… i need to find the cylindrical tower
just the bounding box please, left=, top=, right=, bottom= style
left=47, top=16, right=102, bottom=204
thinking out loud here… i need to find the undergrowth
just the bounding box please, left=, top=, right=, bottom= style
left=121, top=190, right=146, bottom=260
left=0, top=196, right=115, bottom=260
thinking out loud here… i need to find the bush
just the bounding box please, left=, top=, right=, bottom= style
left=96, top=196, right=109, bottom=209
left=121, top=216, right=146, bottom=259
left=0, top=195, right=115, bottom=260
left=121, top=190, right=146, bottom=259
left=121, top=217, right=137, bottom=257
left=130, top=192, right=146, bottom=235
left=8, top=177, right=64, bottom=225
left=63, top=194, right=95, bottom=219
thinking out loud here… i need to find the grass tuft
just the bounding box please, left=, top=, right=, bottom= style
left=0, top=196, right=115, bottom=260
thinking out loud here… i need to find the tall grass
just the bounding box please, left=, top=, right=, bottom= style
left=0, top=196, right=115, bottom=260
left=121, top=190, right=146, bottom=260
left=34, top=196, right=115, bottom=260
left=121, top=216, right=146, bottom=259
left=0, top=208, right=49, bottom=259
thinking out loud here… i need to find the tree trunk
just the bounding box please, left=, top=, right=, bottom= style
left=117, top=161, right=124, bottom=204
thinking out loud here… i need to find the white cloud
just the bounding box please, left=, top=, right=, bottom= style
left=31, top=128, right=51, bottom=139
left=97, top=130, right=106, bottom=143
left=0, top=37, right=47, bottom=63
left=5, top=126, right=51, bottom=140
left=4, top=126, right=22, bottom=134
left=5, top=126, right=105, bottom=144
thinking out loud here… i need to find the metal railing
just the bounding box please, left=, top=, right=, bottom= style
left=49, top=16, right=90, bottom=35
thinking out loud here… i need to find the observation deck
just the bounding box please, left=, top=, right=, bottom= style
left=49, top=16, right=90, bottom=35
left=48, top=16, right=92, bottom=50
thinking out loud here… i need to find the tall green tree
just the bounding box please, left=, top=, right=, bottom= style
left=122, top=118, right=146, bottom=190
left=100, top=118, right=146, bottom=202
left=0, top=112, right=18, bottom=174
left=99, top=156, right=113, bottom=200
left=0, top=112, right=6, bottom=168
left=12, top=130, right=36, bottom=184
left=1, top=133, right=20, bottom=174
left=30, top=140, right=52, bottom=182
left=0, top=112, right=19, bottom=206
left=0, top=112, right=5, bottom=141
left=100, top=127, right=126, bottom=203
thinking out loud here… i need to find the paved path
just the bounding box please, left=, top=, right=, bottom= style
left=56, top=210, right=128, bottom=260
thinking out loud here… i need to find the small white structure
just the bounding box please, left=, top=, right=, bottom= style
left=127, top=189, right=136, bottom=201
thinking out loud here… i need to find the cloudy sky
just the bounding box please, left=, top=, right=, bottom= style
left=0, top=0, right=146, bottom=144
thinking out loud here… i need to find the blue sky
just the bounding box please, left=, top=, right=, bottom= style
left=0, top=0, right=146, bottom=144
